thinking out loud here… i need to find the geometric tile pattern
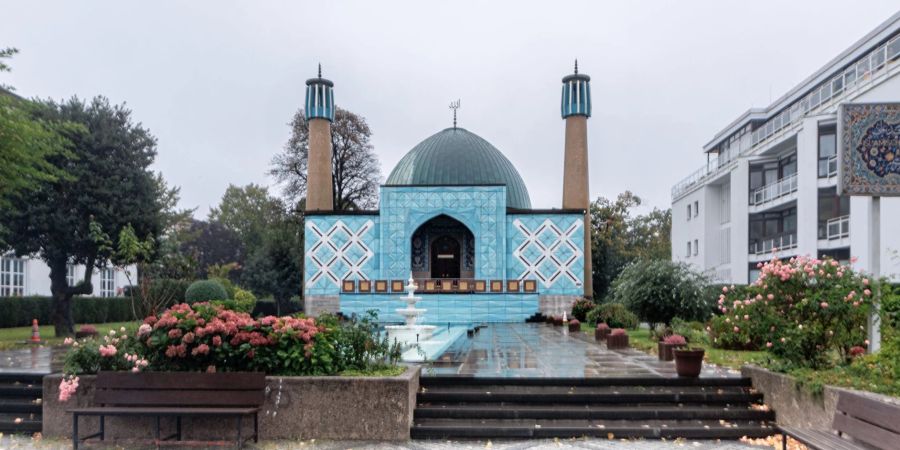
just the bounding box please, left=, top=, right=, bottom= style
left=507, top=214, right=584, bottom=295
left=380, top=186, right=506, bottom=281
left=304, top=216, right=379, bottom=295
left=511, top=218, right=582, bottom=288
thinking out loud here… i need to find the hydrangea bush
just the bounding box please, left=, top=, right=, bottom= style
left=710, top=255, right=873, bottom=369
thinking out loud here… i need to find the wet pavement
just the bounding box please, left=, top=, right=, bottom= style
left=0, top=346, right=65, bottom=374
left=423, top=324, right=735, bottom=378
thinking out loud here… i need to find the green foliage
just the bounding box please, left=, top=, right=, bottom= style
left=570, top=298, right=596, bottom=322
left=670, top=318, right=709, bottom=346
left=589, top=192, right=671, bottom=301
left=208, top=184, right=286, bottom=251
left=610, top=259, right=710, bottom=327
left=212, top=288, right=257, bottom=313
left=184, top=280, right=228, bottom=303
left=0, top=297, right=132, bottom=328
left=585, top=303, right=639, bottom=329
left=243, top=216, right=304, bottom=314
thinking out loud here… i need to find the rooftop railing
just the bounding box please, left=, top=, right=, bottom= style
left=673, top=33, right=900, bottom=200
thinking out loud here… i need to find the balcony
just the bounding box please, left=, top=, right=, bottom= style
left=818, top=215, right=850, bottom=250
left=672, top=32, right=900, bottom=200
left=749, top=173, right=798, bottom=210
left=749, top=233, right=798, bottom=261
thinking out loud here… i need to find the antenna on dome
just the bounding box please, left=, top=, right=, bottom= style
left=449, top=99, right=461, bottom=129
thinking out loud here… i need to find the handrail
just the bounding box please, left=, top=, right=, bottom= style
left=673, top=33, right=900, bottom=200
left=749, top=173, right=798, bottom=206
left=749, top=233, right=797, bottom=256
left=825, top=215, right=850, bottom=240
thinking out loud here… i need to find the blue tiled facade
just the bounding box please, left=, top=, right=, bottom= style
left=303, top=185, right=584, bottom=322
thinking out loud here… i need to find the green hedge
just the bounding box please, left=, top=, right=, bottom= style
left=0, top=296, right=133, bottom=328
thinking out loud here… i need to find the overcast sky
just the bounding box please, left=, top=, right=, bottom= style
left=4, top=1, right=899, bottom=217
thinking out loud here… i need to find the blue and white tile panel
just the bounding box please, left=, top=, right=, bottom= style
left=341, top=294, right=539, bottom=324
left=304, top=215, right=379, bottom=296
left=506, top=214, right=584, bottom=296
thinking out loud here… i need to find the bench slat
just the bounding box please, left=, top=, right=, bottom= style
left=96, top=372, right=266, bottom=390
left=833, top=413, right=900, bottom=450
left=69, top=406, right=259, bottom=415
left=780, top=427, right=865, bottom=450
left=836, top=393, right=900, bottom=434
left=95, top=389, right=264, bottom=407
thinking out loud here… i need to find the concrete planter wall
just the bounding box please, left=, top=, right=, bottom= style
left=741, top=365, right=900, bottom=430
left=43, top=366, right=419, bottom=441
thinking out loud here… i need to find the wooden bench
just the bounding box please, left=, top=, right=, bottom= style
left=67, top=371, right=266, bottom=449
left=779, top=390, right=900, bottom=450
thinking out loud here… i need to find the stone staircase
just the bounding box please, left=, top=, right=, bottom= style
left=0, top=373, right=44, bottom=434
left=412, top=376, right=776, bottom=440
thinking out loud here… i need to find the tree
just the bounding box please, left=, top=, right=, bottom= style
left=208, top=184, right=285, bottom=251
left=610, top=259, right=710, bottom=328
left=1, top=96, right=174, bottom=336
left=590, top=191, right=672, bottom=301
left=270, top=107, right=381, bottom=210
left=242, top=216, right=304, bottom=315
left=1, top=47, right=19, bottom=91
left=178, top=219, right=245, bottom=280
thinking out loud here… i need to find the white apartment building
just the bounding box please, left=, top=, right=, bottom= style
left=672, top=12, right=900, bottom=285
left=0, top=254, right=133, bottom=298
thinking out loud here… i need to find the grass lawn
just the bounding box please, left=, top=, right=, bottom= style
left=0, top=321, right=140, bottom=350
left=581, top=324, right=769, bottom=370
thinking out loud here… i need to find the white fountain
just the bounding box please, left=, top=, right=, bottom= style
left=385, top=275, right=436, bottom=347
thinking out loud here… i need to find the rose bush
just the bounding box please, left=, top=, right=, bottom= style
left=710, top=255, right=873, bottom=369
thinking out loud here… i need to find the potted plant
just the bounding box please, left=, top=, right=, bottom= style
left=673, top=347, right=705, bottom=377
left=595, top=323, right=610, bottom=341
left=75, top=325, right=98, bottom=339
left=659, top=334, right=686, bottom=361
left=568, top=319, right=580, bottom=332
left=606, top=328, right=629, bottom=349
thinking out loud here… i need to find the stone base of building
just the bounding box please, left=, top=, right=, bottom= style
left=304, top=295, right=340, bottom=317
left=539, top=295, right=578, bottom=318
left=43, top=367, right=419, bottom=441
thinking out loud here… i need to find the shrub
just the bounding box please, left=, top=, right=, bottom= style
left=0, top=296, right=132, bottom=328
left=610, top=328, right=626, bottom=336
left=713, top=256, right=873, bottom=369
left=671, top=318, right=709, bottom=346
left=212, top=288, right=257, bottom=313
left=570, top=298, right=596, bottom=322
left=586, top=303, right=639, bottom=329
left=252, top=298, right=303, bottom=317
left=184, top=280, right=228, bottom=303
left=663, top=334, right=686, bottom=345
left=609, top=260, right=711, bottom=328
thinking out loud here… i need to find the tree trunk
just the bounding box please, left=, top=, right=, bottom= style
left=49, top=258, right=75, bottom=337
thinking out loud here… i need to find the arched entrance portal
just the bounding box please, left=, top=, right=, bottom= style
left=411, top=215, right=474, bottom=279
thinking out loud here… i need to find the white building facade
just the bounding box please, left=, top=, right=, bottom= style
left=672, top=13, right=900, bottom=284
left=0, top=254, right=133, bottom=298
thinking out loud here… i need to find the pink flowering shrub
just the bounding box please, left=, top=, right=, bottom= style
left=711, top=255, right=873, bottom=369
left=663, top=334, right=687, bottom=346
left=610, top=328, right=627, bottom=336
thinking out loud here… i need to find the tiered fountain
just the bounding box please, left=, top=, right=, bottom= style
left=385, top=275, right=436, bottom=347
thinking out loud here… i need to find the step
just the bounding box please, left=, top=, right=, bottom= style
left=419, top=385, right=754, bottom=395
left=0, top=373, right=46, bottom=385
left=417, top=391, right=763, bottom=405
left=414, top=404, right=775, bottom=421
left=420, top=376, right=752, bottom=388
left=410, top=418, right=776, bottom=440
left=0, top=399, right=42, bottom=414
left=0, top=413, right=42, bottom=434
left=0, top=383, right=43, bottom=398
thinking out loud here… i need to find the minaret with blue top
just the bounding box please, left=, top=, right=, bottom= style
left=305, top=64, right=336, bottom=211
left=561, top=60, right=593, bottom=298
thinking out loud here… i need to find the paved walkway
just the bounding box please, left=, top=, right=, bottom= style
left=424, top=324, right=735, bottom=378
left=0, top=346, right=64, bottom=374
left=4, top=436, right=760, bottom=449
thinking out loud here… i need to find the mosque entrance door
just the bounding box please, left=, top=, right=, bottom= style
left=430, top=235, right=461, bottom=279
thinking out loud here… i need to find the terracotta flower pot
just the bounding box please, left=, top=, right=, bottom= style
left=658, top=342, right=685, bottom=361
left=673, top=348, right=705, bottom=377
left=606, top=333, right=629, bottom=349
left=568, top=321, right=580, bottom=332
left=595, top=324, right=610, bottom=341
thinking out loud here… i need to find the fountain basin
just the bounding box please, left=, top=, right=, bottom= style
left=385, top=324, right=437, bottom=348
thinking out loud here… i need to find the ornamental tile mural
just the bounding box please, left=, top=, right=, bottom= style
left=839, top=103, right=900, bottom=196
left=507, top=214, right=584, bottom=295
left=304, top=216, right=379, bottom=295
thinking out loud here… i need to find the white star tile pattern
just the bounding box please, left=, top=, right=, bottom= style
left=305, top=219, right=375, bottom=288
left=511, top=217, right=583, bottom=289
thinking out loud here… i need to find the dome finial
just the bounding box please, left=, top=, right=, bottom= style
left=318, top=63, right=322, bottom=78
left=449, top=99, right=461, bottom=129
left=574, top=59, right=578, bottom=74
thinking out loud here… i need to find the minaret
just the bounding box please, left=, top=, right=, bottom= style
left=305, top=64, right=335, bottom=211
left=561, top=60, right=593, bottom=298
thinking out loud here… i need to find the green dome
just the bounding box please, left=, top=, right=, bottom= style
left=385, top=128, right=532, bottom=209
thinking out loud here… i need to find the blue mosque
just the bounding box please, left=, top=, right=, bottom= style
left=302, top=65, right=594, bottom=324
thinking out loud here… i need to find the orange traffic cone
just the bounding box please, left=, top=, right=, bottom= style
left=31, top=319, right=41, bottom=342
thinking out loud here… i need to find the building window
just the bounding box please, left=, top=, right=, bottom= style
left=818, top=127, right=837, bottom=178
left=693, top=239, right=699, bottom=256
left=686, top=241, right=692, bottom=257
left=100, top=268, right=115, bottom=298
left=0, top=256, right=25, bottom=297
left=687, top=204, right=692, bottom=220
left=67, top=264, right=76, bottom=287
left=693, top=201, right=699, bottom=217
